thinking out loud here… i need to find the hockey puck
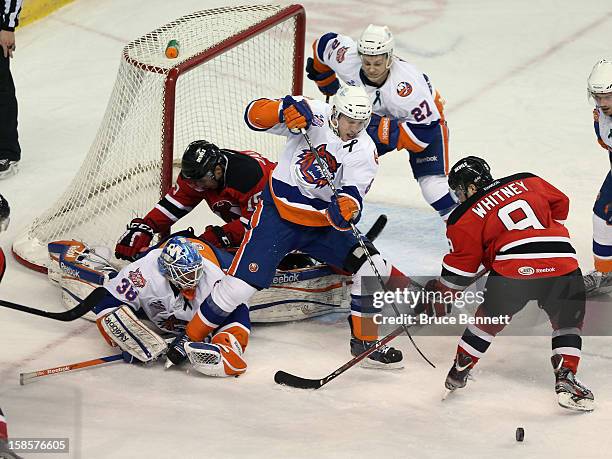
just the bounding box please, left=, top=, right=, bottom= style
left=515, top=427, right=524, bottom=442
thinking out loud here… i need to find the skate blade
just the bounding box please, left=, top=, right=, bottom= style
left=359, top=359, right=404, bottom=370
left=441, top=389, right=453, bottom=401
left=558, top=392, right=595, bottom=412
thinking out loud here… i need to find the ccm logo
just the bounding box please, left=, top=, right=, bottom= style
left=518, top=266, right=535, bottom=276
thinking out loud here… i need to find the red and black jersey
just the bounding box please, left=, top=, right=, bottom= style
left=143, top=150, right=275, bottom=247
left=0, top=247, right=5, bottom=283
left=442, top=173, right=578, bottom=287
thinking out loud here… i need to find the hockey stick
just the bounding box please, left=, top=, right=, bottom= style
left=365, top=214, right=387, bottom=242
left=0, top=287, right=106, bottom=322
left=19, top=353, right=123, bottom=385
left=275, top=324, right=405, bottom=389
left=300, top=128, right=435, bottom=368
left=0, top=297, right=93, bottom=322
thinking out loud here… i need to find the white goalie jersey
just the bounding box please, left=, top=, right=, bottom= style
left=103, top=246, right=225, bottom=334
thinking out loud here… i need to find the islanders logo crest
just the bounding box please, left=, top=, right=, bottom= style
left=396, top=81, right=413, bottom=97
left=296, top=144, right=340, bottom=188
left=128, top=268, right=146, bottom=288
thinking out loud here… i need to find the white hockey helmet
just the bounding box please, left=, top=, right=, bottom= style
left=358, top=24, right=394, bottom=57
left=588, top=59, right=612, bottom=97
left=330, top=85, right=372, bottom=138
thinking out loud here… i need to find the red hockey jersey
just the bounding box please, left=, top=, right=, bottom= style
left=143, top=150, right=275, bottom=247
left=442, top=173, right=578, bottom=285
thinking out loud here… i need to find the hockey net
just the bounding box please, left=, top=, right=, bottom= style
left=13, top=4, right=305, bottom=272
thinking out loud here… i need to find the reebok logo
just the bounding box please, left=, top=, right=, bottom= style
left=60, top=262, right=80, bottom=279
left=104, top=317, right=129, bottom=342
left=415, top=156, right=437, bottom=164
left=272, top=272, right=300, bottom=284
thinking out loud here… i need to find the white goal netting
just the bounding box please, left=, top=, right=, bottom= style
left=13, top=4, right=305, bottom=271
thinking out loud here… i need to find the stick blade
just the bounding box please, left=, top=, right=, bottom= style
left=274, top=370, right=323, bottom=389
left=365, top=214, right=387, bottom=242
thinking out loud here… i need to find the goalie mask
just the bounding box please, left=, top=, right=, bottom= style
left=181, top=140, right=228, bottom=182
left=330, top=85, right=372, bottom=140
left=0, top=193, right=9, bottom=232
left=158, top=237, right=204, bottom=291
left=448, top=156, right=494, bottom=201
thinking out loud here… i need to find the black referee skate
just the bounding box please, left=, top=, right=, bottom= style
left=551, top=355, right=594, bottom=412
left=445, top=353, right=474, bottom=391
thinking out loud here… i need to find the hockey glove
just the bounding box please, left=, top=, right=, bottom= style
left=416, top=279, right=455, bottom=317
left=366, top=114, right=402, bottom=155
left=202, top=225, right=232, bottom=249
left=326, top=194, right=361, bottom=231
left=115, top=218, right=155, bottom=261
left=306, top=57, right=340, bottom=96
left=165, top=333, right=191, bottom=367
left=280, top=96, right=313, bottom=133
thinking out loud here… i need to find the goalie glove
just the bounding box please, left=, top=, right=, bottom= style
left=326, top=193, right=361, bottom=231
left=280, top=95, right=313, bottom=133
left=305, top=57, right=340, bottom=96
left=201, top=225, right=232, bottom=249
left=115, top=218, right=155, bottom=261
left=185, top=331, right=247, bottom=377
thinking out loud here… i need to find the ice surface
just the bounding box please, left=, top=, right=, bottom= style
left=1, top=1, right=611, bottom=457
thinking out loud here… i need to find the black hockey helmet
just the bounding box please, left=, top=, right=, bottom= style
left=448, top=156, right=494, bottom=195
left=0, top=193, right=10, bottom=232
left=181, top=140, right=227, bottom=180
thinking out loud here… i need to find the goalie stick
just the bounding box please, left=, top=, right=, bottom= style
left=20, top=353, right=124, bottom=385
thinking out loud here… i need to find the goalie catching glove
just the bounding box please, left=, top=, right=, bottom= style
left=326, top=193, right=361, bottom=231
left=115, top=218, right=156, bottom=261
left=280, top=96, right=313, bottom=133
left=165, top=331, right=247, bottom=377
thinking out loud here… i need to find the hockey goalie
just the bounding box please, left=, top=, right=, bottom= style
left=49, top=236, right=346, bottom=376
left=47, top=236, right=350, bottom=376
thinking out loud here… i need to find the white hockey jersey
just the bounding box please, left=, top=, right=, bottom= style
left=245, top=97, right=379, bottom=227
left=103, top=242, right=226, bottom=334
left=313, top=33, right=444, bottom=126
left=594, top=107, right=612, bottom=172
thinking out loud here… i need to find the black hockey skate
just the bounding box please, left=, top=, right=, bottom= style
left=445, top=353, right=473, bottom=391
left=350, top=338, right=403, bottom=369
left=347, top=316, right=403, bottom=369
left=551, top=355, right=594, bottom=412
left=583, top=270, right=612, bottom=297
left=0, top=159, right=18, bottom=179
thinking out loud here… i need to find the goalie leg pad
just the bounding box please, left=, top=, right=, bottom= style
left=186, top=331, right=247, bottom=377
left=100, top=306, right=167, bottom=362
